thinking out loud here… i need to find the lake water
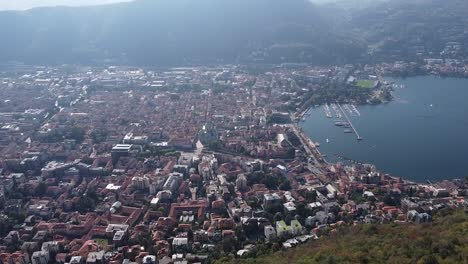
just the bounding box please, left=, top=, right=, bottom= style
left=300, top=76, right=468, bottom=182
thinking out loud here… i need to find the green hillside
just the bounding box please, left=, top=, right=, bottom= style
left=217, top=209, right=468, bottom=264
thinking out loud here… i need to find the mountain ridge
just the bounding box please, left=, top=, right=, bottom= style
left=0, top=0, right=466, bottom=66
left=0, top=0, right=366, bottom=66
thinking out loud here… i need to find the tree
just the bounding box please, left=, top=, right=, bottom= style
left=286, top=148, right=295, bottom=159
left=90, top=128, right=108, bottom=143
left=383, top=194, right=400, bottom=206
left=261, top=174, right=279, bottom=189
left=274, top=212, right=283, bottom=222
left=187, top=230, right=194, bottom=242
left=0, top=217, right=14, bottom=237
left=248, top=171, right=265, bottom=185
left=279, top=180, right=291, bottom=191
left=157, top=207, right=166, bottom=215
left=417, top=255, right=439, bottom=264
left=296, top=202, right=310, bottom=219
left=69, top=126, right=85, bottom=142
left=236, top=226, right=247, bottom=242
left=35, top=182, right=48, bottom=196
left=74, top=191, right=99, bottom=214
left=304, top=190, right=317, bottom=203
left=222, top=237, right=237, bottom=253
left=246, top=197, right=260, bottom=208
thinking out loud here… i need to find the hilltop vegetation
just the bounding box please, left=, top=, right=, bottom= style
left=217, top=209, right=468, bottom=264
left=349, top=0, right=468, bottom=63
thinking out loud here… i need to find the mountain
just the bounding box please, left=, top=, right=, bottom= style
left=348, top=0, right=468, bottom=62
left=0, top=0, right=366, bottom=66
left=0, top=0, right=466, bottom=66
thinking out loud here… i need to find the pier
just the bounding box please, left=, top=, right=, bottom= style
left=337, top=103, right=363, bottom=140
left=323, top=104, right=332, bottom=118
left=351, top=104, right=361, bottom=116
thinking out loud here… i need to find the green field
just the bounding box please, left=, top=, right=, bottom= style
left=357, top=80, right=375, bottom=88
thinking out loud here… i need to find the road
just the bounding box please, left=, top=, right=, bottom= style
left=288, top=123, right=325, bottom=169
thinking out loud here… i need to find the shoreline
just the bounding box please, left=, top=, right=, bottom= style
left=292, top=77, right=464, bottom=185
left=294, top=115, right=434, bottom=186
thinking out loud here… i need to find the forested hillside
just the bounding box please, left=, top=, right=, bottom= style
left=217, top=209, right=468, bottom=264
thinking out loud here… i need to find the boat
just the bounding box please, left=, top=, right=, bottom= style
left=323, top=104, right=333, bottom=118
left=334, top=121, right=344, bottom=126
left=326, top=138, right=330, bottom=143
left=334, top=121, right=348, bottom=127
left=351, top=105, right=361, bottom=116
left=344, top=129, right=352, bottom=133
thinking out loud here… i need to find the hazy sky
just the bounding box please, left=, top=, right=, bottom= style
left=0, top=0, right=133, bottom=10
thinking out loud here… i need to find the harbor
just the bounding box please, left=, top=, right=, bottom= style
left=300, top=76, right=468, bottom=181
left=337, top=103, right=362, bottom=140
left=322, top=103, right=363, bottom=141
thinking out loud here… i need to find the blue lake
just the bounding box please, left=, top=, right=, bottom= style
left=300, top=76, right=468, bottom=182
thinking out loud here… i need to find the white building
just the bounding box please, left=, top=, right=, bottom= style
left=31, top=251, right=49, bottom=264
left=264, top=225, right=276, bottom=241
left=290, top=220, right=303, bottom=236
left=142, top=255, right=157, bottom=264
left=132, top=176, right=150, bottom=190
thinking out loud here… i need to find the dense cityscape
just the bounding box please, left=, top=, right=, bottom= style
left=0, top=59, right=466, bottom=264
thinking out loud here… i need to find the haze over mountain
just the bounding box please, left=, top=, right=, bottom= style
left=0, top=0, right=466, bottom=66
left=349, top=0, right=468, bottom=62
left=0, top=0, right=133, bottom=11
left=0, top=0, right=368, bottom=65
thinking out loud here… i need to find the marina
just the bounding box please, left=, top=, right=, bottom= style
left=323, top=104, right=333, bottom=118
left=351, top=104, right=361, bottom=116
left=343, top=104, right=355, bottom=116
left=300, top=76, right=468, bottom=181
left=338, top=103, right=363, bottom=140
left=324, top=103, right=363, bottom=140
left=330, top=103, right=342, bottom=119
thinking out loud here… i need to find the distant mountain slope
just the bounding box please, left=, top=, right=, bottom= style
left=0, top=0, right=466, bottom=66
left=348, top=0, right=468, bottom=62
left=0, top=0, right=366, bottom=65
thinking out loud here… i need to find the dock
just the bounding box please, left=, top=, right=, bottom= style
left=337, top=103, right=363, bottom=140
left=323, top=104, right=332, bottom=118
left=351, top=104, right=361, bottom=116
